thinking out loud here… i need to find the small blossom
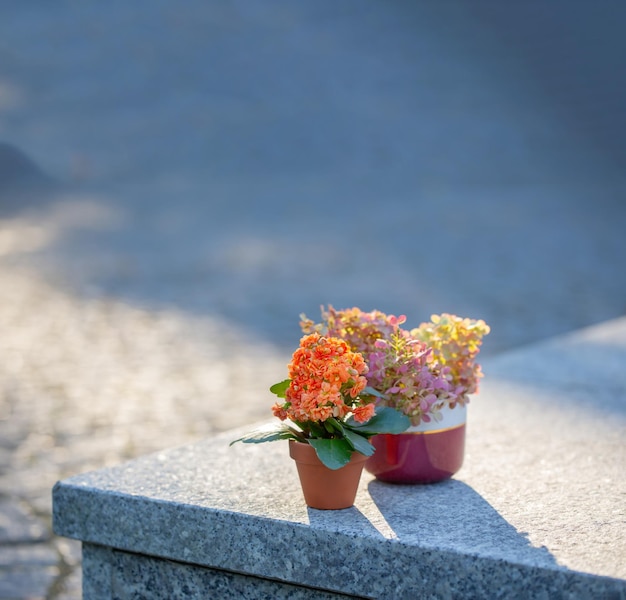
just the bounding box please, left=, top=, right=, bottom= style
left=302, top=306, right=489, bottom=426
left=274, top=333, right=372, bottom=426
left=353, top=403, right=376, bottom=423
left=412, top=313, right=490, bottom=405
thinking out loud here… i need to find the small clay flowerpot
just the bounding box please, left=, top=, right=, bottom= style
left=365, top=405, right=466, bottom=484
left=289, top=440, right=367, bottom=510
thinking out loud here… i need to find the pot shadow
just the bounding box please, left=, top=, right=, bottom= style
left=366, top=478, right=560, bottom=570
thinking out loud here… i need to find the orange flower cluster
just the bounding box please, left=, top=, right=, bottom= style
left=272, top=333, right=373, bottom=424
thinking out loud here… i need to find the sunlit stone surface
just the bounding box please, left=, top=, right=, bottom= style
left=53, top=318, right=626, bottom=597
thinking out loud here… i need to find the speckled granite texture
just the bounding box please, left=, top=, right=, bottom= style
left=82, top=543, right=356, bottom=599
left=53, top=318, right=626, bottom=599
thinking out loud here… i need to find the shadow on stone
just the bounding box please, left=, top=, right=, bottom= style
left=305, top=504, right=388, bottom=540
left=367, top=478, right=559, bottom=569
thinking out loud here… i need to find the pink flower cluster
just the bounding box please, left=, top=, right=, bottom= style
left=412, top=313, right=491, bottom=405
left=366, top=330, right=456, bottom=424
left=301, top=306, right=489, bottom=425
left=302, top=306, right=404, bottom=357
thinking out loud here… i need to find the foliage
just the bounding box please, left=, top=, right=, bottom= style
left=231, top=333, right=409, bottom=469
left=301, top=306, right=490, bottom=426
left=411, top=313, right=490, bottom=406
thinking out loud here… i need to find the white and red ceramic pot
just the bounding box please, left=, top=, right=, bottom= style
left=365, top=404, right=466, bottom=484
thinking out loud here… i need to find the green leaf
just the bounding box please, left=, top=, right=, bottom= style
left=230, top=423, right=298, bottom=446
left=308, top=438, right=353, bottom=470
left=345, top=406, right=410, bottom=435
left=302, top=421, right=327, bottom=439
left=362, top=386, right=387, bottom=399
left=270, top=379, right=290, bottom=398
left=326, top=418, right=345, bottom=434
left=343, top=429, right=375, bottom=456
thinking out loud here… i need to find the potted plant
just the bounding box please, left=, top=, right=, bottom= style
left=301, top=307, right=490, bottom=483
left=231, top=332, right=409, bottom=509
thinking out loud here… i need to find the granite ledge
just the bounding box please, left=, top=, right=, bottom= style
left=53, top=318, right=626, bottom=598
left=53, top=430, right=625, bottom=599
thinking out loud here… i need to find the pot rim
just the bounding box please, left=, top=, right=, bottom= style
left=405, top=403, right=467, bottom=433
left=288, top=439, right=368, bottom=466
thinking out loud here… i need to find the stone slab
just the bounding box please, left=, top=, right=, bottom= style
left=52, top=318, right=626, bottom=597
left=484, top=315, right=626, bottom=391
left=52, top=437, right=625, bottom=598
left=82, top=543, right=354, bottom=599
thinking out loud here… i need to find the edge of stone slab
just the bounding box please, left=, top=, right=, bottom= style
left=52, top=434, right=626, bottom=599
left=51, top=316, right=626, bottom=596
left=483, top=315, right=626, bottom=390
left=53, top=484, right=625, bottom=599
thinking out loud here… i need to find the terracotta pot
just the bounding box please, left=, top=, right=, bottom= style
left=365, top=404, right=466, bottom=484
left=289, top=440, right=367, bottom=510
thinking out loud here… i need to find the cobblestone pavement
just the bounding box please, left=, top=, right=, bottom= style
left=0, top=262, right=287, bottom=598
left=1, top=2, right=626, bottom=598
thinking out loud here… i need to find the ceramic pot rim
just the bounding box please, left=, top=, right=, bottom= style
left=288, top=439, right=368, bottom=466
left=405, top=403, right=467, bottom=434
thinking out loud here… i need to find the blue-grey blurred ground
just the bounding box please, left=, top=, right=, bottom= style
left=0, top=1, right=625, bottom=597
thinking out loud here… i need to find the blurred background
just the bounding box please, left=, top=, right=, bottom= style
left=1, top=1, right=625, bottom=597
